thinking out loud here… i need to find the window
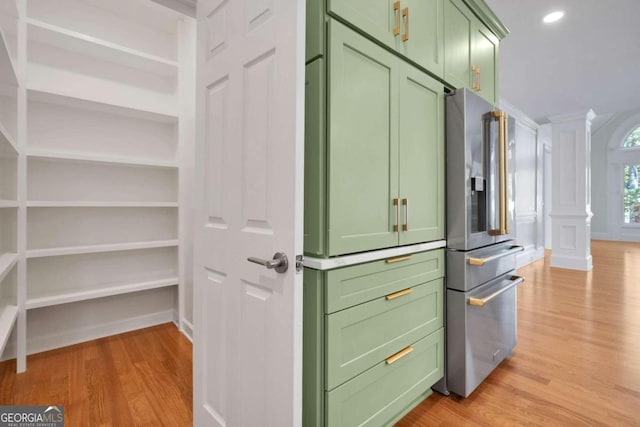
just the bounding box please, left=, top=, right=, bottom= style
left=623, top=126, right=640, bottom=148
left=623, top=164, right=640, bottom=223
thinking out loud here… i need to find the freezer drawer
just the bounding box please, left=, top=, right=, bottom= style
left=447, top=241, right=523, bottom=292
left=446, top=272, right=524, bottom=397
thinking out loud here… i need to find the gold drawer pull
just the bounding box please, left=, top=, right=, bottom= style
left=386, top=346, right=414, bottom=365
left=385, top=288, right=413, bottom=300
left=385, top=255, right=412, bottom=263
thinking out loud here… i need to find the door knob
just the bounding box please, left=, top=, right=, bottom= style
left=247, top=252, right=289, bottom=273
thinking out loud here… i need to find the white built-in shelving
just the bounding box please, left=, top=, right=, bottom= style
left=26, top=18, right=178, bottom=77
left=0, top=120, right=17, bottom=155
left=0, top=1, right=17, bottom=19
left=0, top=303, right=18, bottom=356
left=0, top=0, right=18, bottom=358
left=26, top=277, right=178, bottom=309
left=27, top=150, right=179, bottom=169
left=0, top=253, right=17, bottom=284
left=26, top=88, right=177, bottom=124
left=0, top=135, right=17, bottom=157
left=27, top=201, right=179, bottom=208
left=26, top=239, right=179, bottom=259
left=2, top=0, right=195, bottom=370
left=0, top=25, right=18, bottom=87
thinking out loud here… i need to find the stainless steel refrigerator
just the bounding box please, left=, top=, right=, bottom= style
left=436, top=88, right=525, bottom=398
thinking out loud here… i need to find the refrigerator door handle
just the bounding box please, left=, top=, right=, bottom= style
left=468, top=275, right=524, bottom=307
left=468, top=245, right=524, bottom=266
left=486, top=111, right=509, bottom=236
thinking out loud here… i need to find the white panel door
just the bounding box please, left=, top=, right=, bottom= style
left=194, top=0, right=305, bottom=426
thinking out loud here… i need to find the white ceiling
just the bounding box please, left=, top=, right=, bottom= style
left=484, top=0, right=640, bottom=127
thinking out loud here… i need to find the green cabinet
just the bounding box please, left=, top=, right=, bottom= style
left=326, top=278, right=443, bottom=389
left=328, top=0, right=444, bottom=77
left=398, top=63, right=445, bottom=245
left=471, top=22, right=499, bottom=105
left=327, top=20, right=400, bottom=256
left=326, top=329, right=444, bottom=427
left=303, top=250, right=445, bottom=427
left=444, top=0, right=499, bottom=104
left=305, top=20, right=444, bottom=257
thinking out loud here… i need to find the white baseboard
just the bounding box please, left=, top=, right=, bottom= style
left=550, top=254, right=593, bottom=271
left=181, top=318, right=194, bottom=342
left=1, top=310, right=174, bottom=361
left=591, top=232, right=612, bottom=240
left=516, top=246, right=544, bottom=269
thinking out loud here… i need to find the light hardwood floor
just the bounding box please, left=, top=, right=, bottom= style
left=0, top=323, right=193, bottom=426
left=399, top=240, right=640, bottom=426
left=1, top=241, right=639, bottom=426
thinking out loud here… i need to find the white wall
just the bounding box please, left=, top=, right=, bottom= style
left=591, top=107, right=640, bottom=241
left=500, top=100, right=545, bottom=267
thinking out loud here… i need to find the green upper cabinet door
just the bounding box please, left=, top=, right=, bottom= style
left=472, top=23, right=499, bottom=105
left=329, top=0, right=397, bottom=48
left=444, top=0, right=500, bottom=104
left=398, top=63, right=445, bottom=245
left=443, top=0, right=472, bottom=90
left=328, top=20, right=400, bottom=256
left=329, top=0, right=444, bottom=78
left=398, top=0, right=444, bottom=77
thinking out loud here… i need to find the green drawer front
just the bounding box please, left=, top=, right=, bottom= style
left=325, top=249, right=444, bottom=313
left=326, top=328, right=444, bottom=427
left=326, top=278, right=443, bottom=390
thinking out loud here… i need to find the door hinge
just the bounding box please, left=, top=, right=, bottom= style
left=296, top=255, right=304, bottom=273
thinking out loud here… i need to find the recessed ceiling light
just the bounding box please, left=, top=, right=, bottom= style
left=543, top=11, right=565, bottom=23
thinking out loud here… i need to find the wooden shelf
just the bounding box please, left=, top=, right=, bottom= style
left=0, top=303, right=18, bottom=356
left=0, top=252, right=17, bottom=284
left=26, top=239, right=179, bottom=259
left=0, top=120, right=17, bottom=156
left=27, top=150, right=178, bottom=169
left=26, top=18, right=178, bottom=77
left=0, top=24, right=18, bottom=87
left=0, top=200, right=18, bottom=208
left=27, top=201, right=178, bottom=208
left=26, top=88, right=178, bottom=124
left=26, top=277, right=178, bottom=310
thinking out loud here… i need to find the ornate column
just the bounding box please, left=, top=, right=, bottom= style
left=548, top=109, right=596, bottom=270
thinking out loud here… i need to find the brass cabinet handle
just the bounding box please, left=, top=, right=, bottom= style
left=393, top=1, right=401, bottom=36
left=471, top=65, right=480, bottom=91
left=478, top=67, right=481, bottom=91
left=386, top=346, right=414, bottom=364
left=385, top=254, right=412, bottom=263
left=385, top=288, right=413, bottom=300
left=393, top=198, right=400, bottom=232
left=471, top=65, right=476, bottom=90
left=402, top=198, right=409, bottom=231
left=402, top=7, right=409, bottom=41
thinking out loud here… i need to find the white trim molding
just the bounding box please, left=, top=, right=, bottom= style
left=548, top=110, right=595, bottom=271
